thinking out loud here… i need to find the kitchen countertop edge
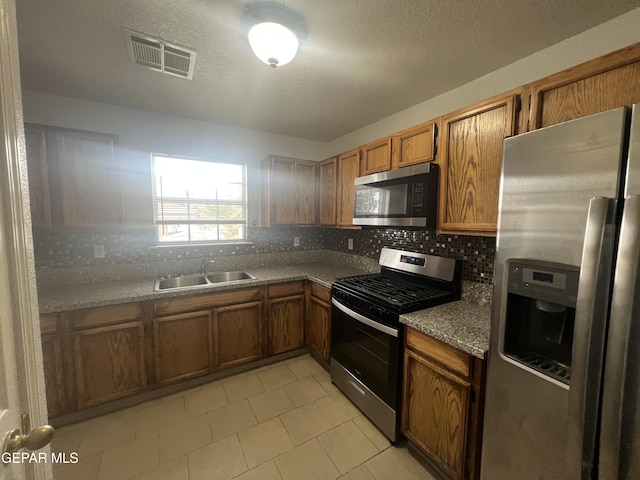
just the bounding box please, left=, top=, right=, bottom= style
left=400, top=300, right=491, bottom=359
left=37, top=263, right=368, bottom=314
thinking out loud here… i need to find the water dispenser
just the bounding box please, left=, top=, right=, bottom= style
left=503, top=261, right=580, bottom=385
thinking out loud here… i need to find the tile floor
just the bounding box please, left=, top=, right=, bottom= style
left=50, top=354, right=438, bottom=480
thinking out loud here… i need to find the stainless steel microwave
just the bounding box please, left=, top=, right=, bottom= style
left=352, top=163, right=438, bottom=227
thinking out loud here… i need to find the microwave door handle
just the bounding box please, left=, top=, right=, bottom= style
left=567, top=196, right=617, bottom=479
left=599, top=195, right=640, bottom=480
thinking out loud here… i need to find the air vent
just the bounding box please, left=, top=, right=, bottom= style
left=123, top=28, right=196, bottom=79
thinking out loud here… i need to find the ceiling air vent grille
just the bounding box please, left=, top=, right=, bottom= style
left=123, top=29, right=196, bottom=79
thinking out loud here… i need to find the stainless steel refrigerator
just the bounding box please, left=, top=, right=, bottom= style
left=481, top=104, right=640, bottom=479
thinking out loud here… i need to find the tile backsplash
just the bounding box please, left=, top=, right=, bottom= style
left=33, top=226, right=495, bottom=283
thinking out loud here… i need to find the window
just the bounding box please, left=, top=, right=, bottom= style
left=152, top=154, right=247, bottom=244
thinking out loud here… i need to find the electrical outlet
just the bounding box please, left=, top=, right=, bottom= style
left=348, top=238, right=353, bottom=250
left=93, top=245, right=106, bottom=258
left=293, top=237, right=300, bottom=247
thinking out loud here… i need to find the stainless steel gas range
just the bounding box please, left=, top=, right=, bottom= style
left=330, top=247, right=461, bottom=443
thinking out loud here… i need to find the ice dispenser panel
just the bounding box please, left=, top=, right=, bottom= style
left=503, top=261, right=580, bottom=385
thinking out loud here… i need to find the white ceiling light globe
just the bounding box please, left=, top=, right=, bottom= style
left=248, top=22, right=299, bottom=68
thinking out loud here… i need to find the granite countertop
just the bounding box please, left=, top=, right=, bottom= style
left=37, top=251, right=492, bottom=360
left=37, top=262, right=376, bottom=314
left=400, top=300, right=491, bottom=359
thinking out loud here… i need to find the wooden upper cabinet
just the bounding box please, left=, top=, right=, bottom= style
left=361, top=138, right=391, bottom=175
left=295, top=161, right=317, bottom=225
left=530, top=43, right=640, bottom=130
left=54, top=129, right=123, bottom=228
left=392, top=121, right=436, bottom=169
left=319, top=157, right=337, bottom=226
left=261, top=155, right=317, bottom=226
left=271, top=157, right=297, bottom=225
left=437, top=92, right=519, bottom=236
left=24, top=124, right=52, bottom=228
left=336, top=148, right=361, bottom=227
left=24, top=124, right=123, bottom=229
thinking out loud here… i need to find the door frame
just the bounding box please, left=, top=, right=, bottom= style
left=0, top=0, right=51, bottom=478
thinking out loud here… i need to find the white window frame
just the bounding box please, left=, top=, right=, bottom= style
left=151, top=154, right=248, bottom=244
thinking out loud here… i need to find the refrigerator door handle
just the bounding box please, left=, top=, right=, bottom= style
left=599, top=195, right=640, bottom=480
left=567, top=196, right=617, bottom=479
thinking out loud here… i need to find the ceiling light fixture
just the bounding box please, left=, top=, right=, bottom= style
left=242, top=3, right=306, bottom=68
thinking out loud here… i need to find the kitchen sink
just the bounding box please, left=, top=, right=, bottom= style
left=154, top=271, right=256, bottom=291
left=207, top=271, right=256, bottom=283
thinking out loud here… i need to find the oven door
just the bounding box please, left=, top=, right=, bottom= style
left=330, top=298, right=401, bottom=408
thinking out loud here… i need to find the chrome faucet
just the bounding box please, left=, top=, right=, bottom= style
left=200, top=259, right=216, bottom=274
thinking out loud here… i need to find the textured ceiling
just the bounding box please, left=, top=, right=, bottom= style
left=14, top=0, right=640, bottom=141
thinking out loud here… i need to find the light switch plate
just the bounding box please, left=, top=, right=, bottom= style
left=93, top=244, right=106, bottom=258
left=348, top=238, right=354, bottom=250
left=293, top=237, right=300, bottom=247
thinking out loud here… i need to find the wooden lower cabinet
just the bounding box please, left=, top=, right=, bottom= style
left=40, top=281, right=328, bottom=420
left=267, top=282, right=305, bottom=355
left=41, top=333, right=67, bottom=417
left=213, top=301, right=263, bottom=370
left=402, top=327, right=485, bottom=480
left=153, top=310, right=213, bottom=386
left=306, top=283, right=332, bottom=364
left=73, top=321, right=147, bottom=409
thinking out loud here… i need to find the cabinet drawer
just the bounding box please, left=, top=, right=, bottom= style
left=61, top=302, right=142, bottom=330
left=268, top=281, right=305, bottom=298
left=309, top=282, right=331, bottom=303
left=406, top=327, right=471, bottom=378
left=40, top=313, right=59, bottom=334
left=153, top=288, right=262, bottom=316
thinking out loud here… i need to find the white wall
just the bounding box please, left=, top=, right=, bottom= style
left=325, top=7, right=640, bottom=157
left=21, top=91, right=328, bottom=226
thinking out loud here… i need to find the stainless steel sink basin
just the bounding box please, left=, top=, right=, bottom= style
left=154, top=271, right=256, bottom=291
left=207, top=271, right=256, bottom=283
left=155, top=275, right=208, bottom=290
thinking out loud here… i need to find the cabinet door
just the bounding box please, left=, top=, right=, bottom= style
left=403, top=350, right=470, bottom=480
left=24, top=124, right=52, bottom=228
left=306, top=293, right=331, bottom=364
left=438, top=93, right=518, bottom=236
left=295, top=162, right=317, bottom=225
left=153, top=310, right=213, bottom=386
left=268, top=295, right=305, bottom=355
left=361, top=138, right=391, bottom=175
left=319, top=157, right=337, bottom=226
left=337, top=149, right=361, bottom=227
left=54, top=129, right=123, bottom=228
left=41, top=334, right=67, bottom=418
left=213, top=301, right=263, bottom=370
left=269, top=157, right=296, bottom=225
left=393, top=121, right=436, bottom=169
left=73, top=321, right=147, bottom=408
left=530, top=45, right=640, bottom=130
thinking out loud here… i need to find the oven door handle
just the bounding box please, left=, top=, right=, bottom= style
left=332, top=298, right=398, bottom=338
